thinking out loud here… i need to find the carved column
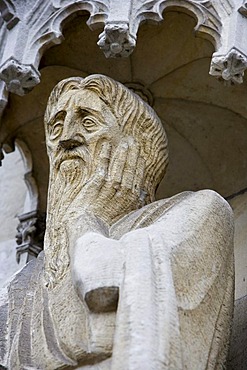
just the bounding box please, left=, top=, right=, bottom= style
left=15, top=210, right=46, bottom=262
left=13, top=139, right=44, bottom=261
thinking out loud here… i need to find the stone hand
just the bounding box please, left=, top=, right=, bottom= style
left=68, top=137, right=145, bottom=225
left=89, top=136, right=146, bottom=224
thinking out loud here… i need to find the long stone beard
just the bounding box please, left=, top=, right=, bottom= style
left=44, top=148, right=91, bottom=288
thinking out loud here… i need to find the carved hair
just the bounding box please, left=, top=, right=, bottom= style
left=45, top=74, right=168, bottom=201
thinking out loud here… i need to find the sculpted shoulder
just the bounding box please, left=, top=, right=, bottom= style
left=110, top=189, right=233, bottom=240
left=181, top=189, right=234, bottom=229
left=152, top=189, right=234, bottom=234
left=189, top=189, right=232, bottom=211
left=155, top=189, right=232, bottom=219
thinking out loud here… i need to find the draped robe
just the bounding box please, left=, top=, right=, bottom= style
left=0, top=190, right=234, bottom=370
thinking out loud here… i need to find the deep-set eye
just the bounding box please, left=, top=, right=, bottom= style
left=82, top=117, right=99, bottom=131
left=48, top=111, right=65, bottom=140
left=49, top=122, right=63, bottom=140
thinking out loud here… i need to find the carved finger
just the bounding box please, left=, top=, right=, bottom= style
left=133, top=155, right=145, bottom=197
left=109, top=140, right=129, bottom=187
left=97, top=181, right=117, bottom=205
left=121, top=139, right=139, bottom=190
left=93, top=141, right=111, bottom=186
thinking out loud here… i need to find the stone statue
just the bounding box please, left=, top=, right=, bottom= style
left=0, top=75, right=234, bottom=370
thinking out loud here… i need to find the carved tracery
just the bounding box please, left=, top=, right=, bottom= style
left=0, top=0, right=245, bottom=114
left=0, top=0, right=238, bottom=102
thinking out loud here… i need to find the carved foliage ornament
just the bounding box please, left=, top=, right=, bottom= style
left=0, top=58, right=40, bottom=96
left=210, top=48, right=247, bottom=85
left=207, top=0, right=247, bottom=85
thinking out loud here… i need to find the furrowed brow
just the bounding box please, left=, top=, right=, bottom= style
left=75, top=107, right=104, bottom=121
left=48, top=110, right=66, bottom=125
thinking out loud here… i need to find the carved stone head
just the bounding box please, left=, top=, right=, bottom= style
left=44, top=74, right=168, bottom=203
left=44, top=75, right=169, bottom=286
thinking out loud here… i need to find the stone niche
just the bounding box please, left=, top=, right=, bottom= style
left=1, top=9, right=247, bottom=369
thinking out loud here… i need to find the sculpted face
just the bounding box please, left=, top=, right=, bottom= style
left=46, top=89, right=120, bottom=184
left=44, top=75, right=169, bottom=286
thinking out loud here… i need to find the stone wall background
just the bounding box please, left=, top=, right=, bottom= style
left=0, top=148, right=27, bottom=288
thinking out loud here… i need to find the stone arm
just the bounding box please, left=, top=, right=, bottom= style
left=70, top=189, right=234, bottom=313
left=145, top=189, right=234, bottom=310
left=70, top=189, right=234, bottom=370
left=152, top=189, right=234, bottom=370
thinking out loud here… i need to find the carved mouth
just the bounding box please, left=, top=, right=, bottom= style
left=55, top=149, right=87, bottom=170
left=59, top=155, right=83, bottom=165
left=59, top=156, right=86, bottom=184
left=58, top=156, right=85, bottom=174
left=55, top=156, right=82, bottom=171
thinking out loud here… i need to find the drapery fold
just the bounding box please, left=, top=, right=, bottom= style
left=111, top=229, right=183, bottom=370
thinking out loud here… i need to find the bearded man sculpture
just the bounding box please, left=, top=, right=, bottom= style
left=0, top=75, right=234, bottom=370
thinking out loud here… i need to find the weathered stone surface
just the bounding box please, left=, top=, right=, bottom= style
left=0, top=148, right=26, bottom=242
left=0, top=75, right=234, bottom=369
left=0, top=148, right=27, bottom=288
left=228, top=294, right=247, bottom=370
left=0, top=239, right=26, bottom=290
left=229, top=192, right=247, bottom=300
left=224, top=193, right=247, bottom=369
left=15, top=210, right=46, bottom=262
left=210, top=49, right=247, bottom=85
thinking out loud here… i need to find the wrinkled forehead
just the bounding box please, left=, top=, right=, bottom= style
left=55, top=89, right=104, bottom=114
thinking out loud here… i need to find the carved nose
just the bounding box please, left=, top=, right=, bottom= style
left=59, top=138, right=82, bottom=150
